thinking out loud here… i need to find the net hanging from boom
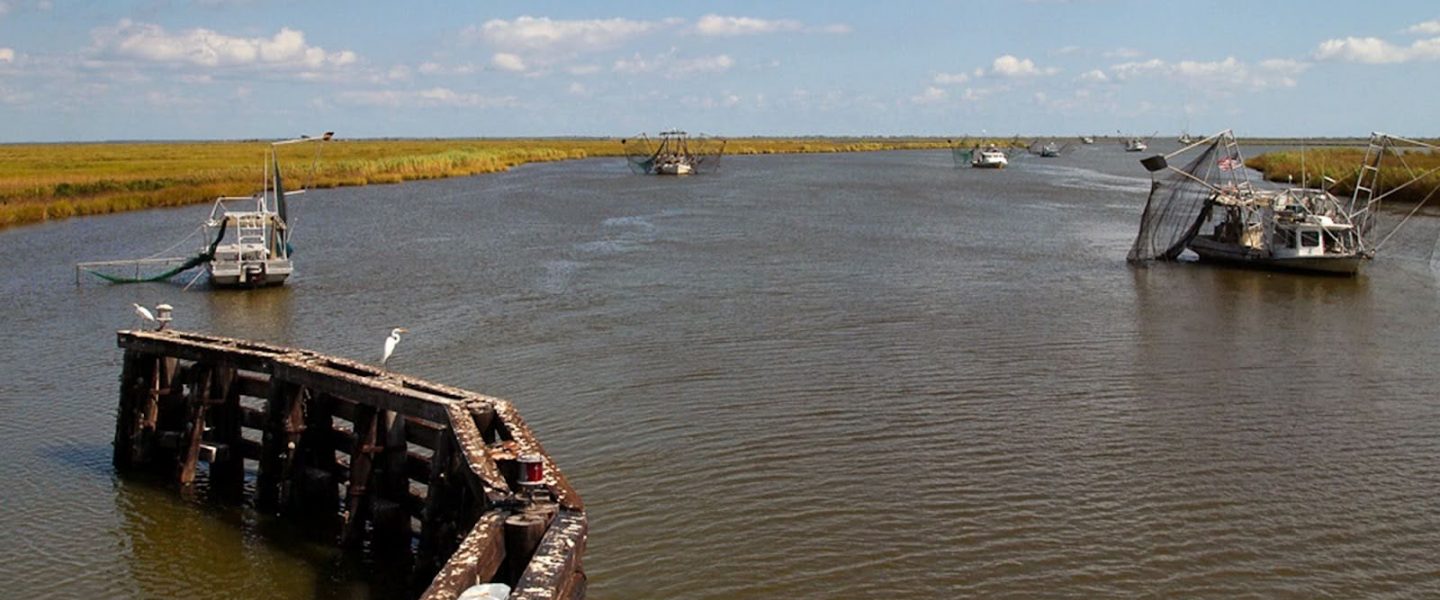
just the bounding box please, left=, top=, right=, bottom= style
left=1127, top=136, right=1232, bottom=262
left=81, top=220, right=228, bottom=284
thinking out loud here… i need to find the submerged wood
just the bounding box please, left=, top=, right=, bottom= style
left=111, top=329, right=587, bottom=600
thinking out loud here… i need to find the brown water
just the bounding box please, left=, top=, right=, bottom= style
left=3, top=145, right=1440, bottom=599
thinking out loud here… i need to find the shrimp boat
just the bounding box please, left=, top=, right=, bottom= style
left=1080, top=135, right=1096, bottom=145
left=1128, top=129, right=1440, bottom=275
left=76, top=132, right=332, bottom=288
left=972, top=145, right=1009, bottom=168
left=951, top=139, right=1011, bottom=169
left=1029, top=139, right=1071, bottom=158
left=1124, top=137, right=1149, bottom=152
left=622, top=130, right=725, bottom=176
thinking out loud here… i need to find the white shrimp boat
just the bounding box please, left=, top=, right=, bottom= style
left=623, top=130, right=724, bottom=176
left=972, top=146, right=1009, bottom=168
left=76, top=132, right=332, bottom=287
left=1129, top=130, right=1440, bottom=276
left=1124, top=137, right=1148, bottom=152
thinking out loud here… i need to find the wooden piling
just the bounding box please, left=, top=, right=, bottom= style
left=111, top=330, right=588, bottom=600
left=176, top=364, right=212, bottom=485
left=209, top=365, right=245, bottom=500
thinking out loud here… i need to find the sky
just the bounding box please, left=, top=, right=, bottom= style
left=1, top=0, right=1439, bottom=142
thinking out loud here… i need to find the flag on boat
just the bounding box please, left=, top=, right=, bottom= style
left=1218, top=156, right=1242, bottom=172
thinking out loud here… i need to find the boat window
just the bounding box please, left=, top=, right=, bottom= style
left=1300, top=231, right=1321, bottom=248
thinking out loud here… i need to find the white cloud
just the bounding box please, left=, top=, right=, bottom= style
left=911, top=86, right=947, bottom=104
left=989, top=55, right=1058, bottom=78
left=613, top=50, right=733, bottom=77
left=468, top=16, right=666, bottom=54
left=567, top=82, right=589, bottom=96
left=932, top=72, right=969, bottom=85
left=1109, top=56, right=1307, bottom=91
left=695, top=15, right=801, bottom=36
left=1405, top=19, right=1440, bottom=35
left=692, top=14, right=850, bottom=36
left=1077, top=69, right=1108, bottom=83
left=491, top=52, right=526, bottom=72
left=1314, top=35, right=1440, bottom=63
left=336, top=87, right=516, bottom=109
left=0, top=47, right=14, bottom=63
left=89, top=19, right=357, bottom=70
left=1103, top=47, right=1142, bottom=59
left=417, top=61, right=478, bottom=76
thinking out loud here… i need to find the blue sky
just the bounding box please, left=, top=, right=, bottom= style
left=1, top=0, right=1439, bottom=141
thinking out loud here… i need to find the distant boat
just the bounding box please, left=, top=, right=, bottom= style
left=1080, top=135, right=1096, bottom=145
left=623, top=130, right=725, bottom=176
left=971, top=145, right=1009, bottom=168
left=1028, top=139, right=1071, bottom=158
left=1178, top=131, right=1196, bottom=144
left=1121, top=131, right=1155, bottom=152
left=1128, top=129, right=1440, bottom=276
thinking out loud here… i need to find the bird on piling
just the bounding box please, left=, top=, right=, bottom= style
left=381, top=328, right=408, bottom=368
left=132, top=303, right=156, bottom=329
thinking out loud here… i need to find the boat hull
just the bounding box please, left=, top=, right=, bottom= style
left=655, top=163, right=693, bottom=176
left=209, top=260, right=293, bottom=287
left=1187, top=236, right=1364, bottom=276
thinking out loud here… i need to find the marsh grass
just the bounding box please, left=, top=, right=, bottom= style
left=1248, top=149, right=1440, bottom=206
left=0, top=137, right=954, bottom=229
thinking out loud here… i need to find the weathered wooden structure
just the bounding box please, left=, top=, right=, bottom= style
left=111, top=329, right=587, bottom=599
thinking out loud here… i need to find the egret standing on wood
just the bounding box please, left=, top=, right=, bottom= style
left=381, top=328, right=408, bottom=368
left=132, top=303, right=156, bottom=329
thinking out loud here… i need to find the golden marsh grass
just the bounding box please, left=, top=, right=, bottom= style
left=1247, top=148, right=1440, bottom=206
left=0, top=137, right=956, bottom=229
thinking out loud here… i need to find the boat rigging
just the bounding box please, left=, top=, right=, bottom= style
left=76, top=132, right=333, bottom=288
left=1127, top=129, right=1440, bottom=275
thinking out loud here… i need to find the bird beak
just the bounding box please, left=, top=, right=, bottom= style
left=397, top=328, right=409, bottom=333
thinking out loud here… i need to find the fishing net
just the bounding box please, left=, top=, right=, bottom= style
left=951, top=146, right=974, bottom=168
left=621, top=133, right=726, bottom=175
left=1127, top=137, right=1230, bottom=262
left=81, top=220, right=228, bottom=284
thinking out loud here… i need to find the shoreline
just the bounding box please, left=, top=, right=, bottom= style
left=0, top=137, right=962, bottom=231
left=3, top=136, right=1430, bottom=231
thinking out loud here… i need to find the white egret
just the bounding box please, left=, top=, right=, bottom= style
left=381, top=328, right=408, bottom=368
left=132, top=303, right=156, bottom=329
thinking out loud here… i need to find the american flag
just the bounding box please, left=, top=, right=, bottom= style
left=1218, top=156, right=1242, bottom=172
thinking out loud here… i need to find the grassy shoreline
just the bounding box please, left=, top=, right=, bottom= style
left=1246, top=148, right=1440, bottom=205
left=0, top=137, right=960, bottom=230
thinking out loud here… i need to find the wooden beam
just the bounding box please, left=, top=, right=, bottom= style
left=271, top=357, right=453, bottom=423
left=176, top=365, right=213, bottom=485
left=419, top=511, right=507, bottom=600
left=416, top=426, right=457, bottom=582
left=112, top=351, right=146, bottom=470
left=445, top=403, right=510, bottom=499
left=341, top=404, right=379, bottom=548
left=209, top=366, right=245, bottom=501
left=118, top=331, right=282, bottom=373
left=492, top=399, right=583, bottom=511
left=233, top=371, right=270, bottom=398
left=256, top=381, right=303, bottom=511
left=510, top=510, right=588, bottom=600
